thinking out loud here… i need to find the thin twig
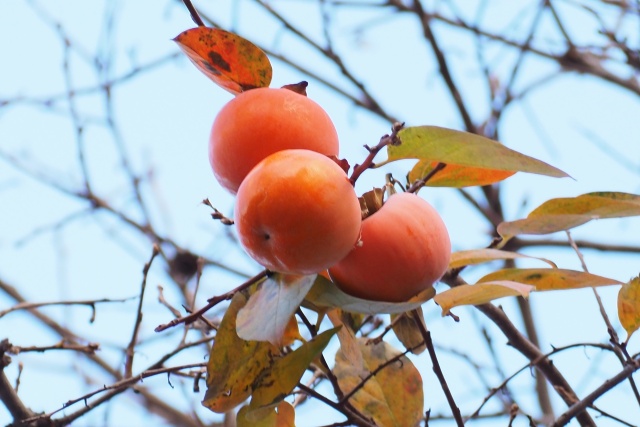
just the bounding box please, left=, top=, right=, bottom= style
left=182, top=0, right=205, bottom=27
left=154, top=269, right=268, bottom=332
left=410, top=309, right=464, bottom=426
left=0, top=297, right=134, bottom=319
left=350, top=122, right=403, bottom=185
left=124, top=245, right=160, bottom=378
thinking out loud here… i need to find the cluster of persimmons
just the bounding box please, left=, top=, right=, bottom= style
left=208, top=86, right=451, bottom=302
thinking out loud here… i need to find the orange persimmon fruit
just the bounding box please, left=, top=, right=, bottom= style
left=234, top=149, right=362, bottom=275
left=209, top=87, right=339, bottom=194
left=329, top=192, right=451, bottom=302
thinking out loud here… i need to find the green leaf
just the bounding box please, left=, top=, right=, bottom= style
left=448, top=249, right=557, bottom=269
left=249, top=327, right=339, bottom=410
left=478, top=268, right=622, bottom=291
left=387, top=126, right=569, bottom=178
left=433, top=281, right=534, bottom=315
left=618, top=276, right=640, bottom=341
left=304, top=274, right=435, bottom=315
left=498, top=192, right=640, bottom=241
left=174, top=27, right=272, bottom=95
left=334, top=339, right=424, bottom=427
left=237, top=273, right=315, bottom=347
left=202, top=292, right=278, bottom=413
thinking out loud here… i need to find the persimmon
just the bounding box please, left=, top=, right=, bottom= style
left=329, top=192, right=451, bottom=302
left=234, top=149, right=362, bottom=275
left=209, top=87, right=339, bottom=194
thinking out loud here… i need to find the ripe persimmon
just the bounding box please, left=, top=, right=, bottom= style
left=234, top=149, right=362, bottom=275
left=209, top=87, right=339, bottom=194
left=329, top=192, right=451, bottom=302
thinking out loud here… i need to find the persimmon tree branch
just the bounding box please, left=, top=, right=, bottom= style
left=472, top=302, right=597, bottom=426
left=0, top=341, right=37, bottom=425
left=552, top=357, right=640, bottom=426
left=0, top=278, right=205, bottom=427
left=467, top=342, right=616, bottom=421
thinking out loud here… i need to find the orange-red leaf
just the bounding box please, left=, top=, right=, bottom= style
left=618, top=276, right=640, bottom=342
left=174, top=27, right=272, bottom=95
left=408, top=160, right=515, bottom=187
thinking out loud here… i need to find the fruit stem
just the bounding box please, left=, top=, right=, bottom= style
left=407, top=162, right=447, bottom=193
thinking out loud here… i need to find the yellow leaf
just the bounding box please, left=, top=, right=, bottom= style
left=498, top=192, right=640, bottom=241
left=391, top=309, right=426, bottom=355
left=334, top=339, right=423, bottom=427
left=250, top=328, right=339, bottom=410
left=327, top=309, right=364, bottom=370
left=237, top=406, right=273, bottom=427
left=202, top=292, right=278, bottom=413
left=448, top=249, right=557, bottom=269
left=433, top=281, right=534, bottom=315
left=237, top=402, right=296, bottom=427
left=174, top=27, right=272, bottom=95
left=618, top=276, right=640, bottom=341
left=478, top=268, right=622, bottom=291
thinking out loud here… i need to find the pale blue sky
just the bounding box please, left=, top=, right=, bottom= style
left=1, top=1, right=639, bottom=426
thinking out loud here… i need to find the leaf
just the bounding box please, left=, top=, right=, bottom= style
left=174, top=27, right=272, bottom=95
left=334, top=339, right=424, bottom=427
left=237, top=273, right=315, bottom=347
left=304, top=274, right=435, bottom=315
left=391, top=308, right=426, bottom=355
left=448, top=249, right=557, bottom=269
left=408, top=160, right=515, bottom=187
left=618, top=276, right=640, bottom=341
left=478, top=268, right=622, bottom=291
left=387, top=126, right=569, bottom=178
left=433, top=281, right=534, bottom=315
left=202, top=292, right=278, bottom=413
left=237, top=401, right=296, bottom=427
left=249, top=327, right=339, bottom=410
left=498, top=192, right=640, bottom=241
left=327, top=309, right=364, bottom=369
